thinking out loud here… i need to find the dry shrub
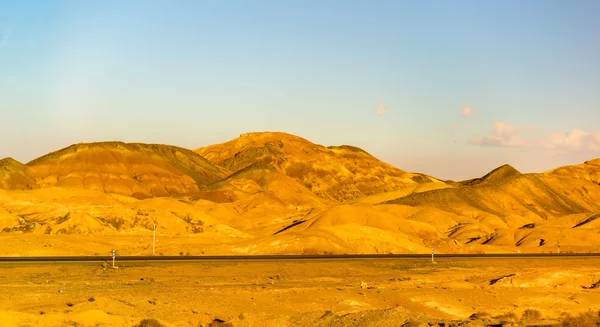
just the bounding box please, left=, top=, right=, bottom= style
left=495, top=312, right=518, bottom=322
left=206, top=319, right=234, bottom=327
left=135, top=318, right=166, bottom=327
left=469, top=312, right=491, bottom=320
left=561, top=311, right=600, bottom=327
left=521, top=309, right=542, bottom=322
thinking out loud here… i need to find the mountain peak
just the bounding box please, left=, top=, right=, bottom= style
left=0, top=157, right=23, bottom=166
left=196, top=132, right=438, bottom=201
left=462, top=164, right=521, bottom=186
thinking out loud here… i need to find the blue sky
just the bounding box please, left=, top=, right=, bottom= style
left=1, top=0, right=599, bottom=180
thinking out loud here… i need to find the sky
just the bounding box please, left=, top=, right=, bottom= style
left=1, top=0, right=599, bottom=180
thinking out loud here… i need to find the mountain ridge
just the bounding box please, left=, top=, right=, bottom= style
left=195, top=132, right=443, bottom=202
left=1, top=132, right=600, bottom=255
left=17, top=142, right=230, bottom=199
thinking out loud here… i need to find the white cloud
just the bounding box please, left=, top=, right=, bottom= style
left=471, top=122, right=600, bottom=154
left=470, top=121, right=531, bottom=147
left=376, top=103, right=388, bottom=117
left=544, top=129, right=600, bottom=152
left=461, top=105, right=473, bottom=117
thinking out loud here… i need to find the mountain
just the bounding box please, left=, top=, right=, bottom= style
left=22, top=142, right=230, bottom=199
left=0, top=158, right=38, bottom=190
left=196, top=132, right=445, bottom=202
left=0, top=132, right=600, bottom=256
left=383, top=163, right=600, bottom=249
left=460, top=164, right=521, bottom=186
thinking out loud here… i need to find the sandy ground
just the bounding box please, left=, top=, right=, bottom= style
left=0, top=235, right=238, bottom=257
left=2, top=235, right=598, bottom=258
left=0, top=258, right=599, bottom=327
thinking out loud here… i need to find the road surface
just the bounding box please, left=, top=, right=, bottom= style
left=0, top=253, right=598, bottom=263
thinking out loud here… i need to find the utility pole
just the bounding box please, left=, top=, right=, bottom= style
left=431, top=248, right=435, bottom=263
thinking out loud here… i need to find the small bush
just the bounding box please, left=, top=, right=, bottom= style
left=469, top=312, right=491, bottom=320
left=521, top=309, right=542, bottom=322
left=135, top=318, right=166, bottom=327
left=205, top=318, right=234, bottom=327
left=494, top=312, right=518, bottom=322
left=561, top=311, right=600, bottom=327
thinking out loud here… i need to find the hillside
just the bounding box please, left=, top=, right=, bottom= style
left=0, top=158, right=38, bottom=190
left=23, top=142, right=230, bottom=198
left=460, top=164, right=521, bottom=186
left=0, top=133, right=600, bottom=255
left=383, top=164, right=600, bottom=250
left=196, top=132, right=445, bottom=202
left=546, top=158, right=600, bottom=185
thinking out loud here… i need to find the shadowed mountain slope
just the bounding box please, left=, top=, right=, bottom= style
left=0, top=158, right=39, bottom=190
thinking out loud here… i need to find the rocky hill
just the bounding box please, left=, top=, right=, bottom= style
left=0, top=132, right=599, bottom=256
left=5, top=142, right=230, bottom=198
left=196, top=132, right=444, bottom=202
left=0, top=158, right=39, bottom=190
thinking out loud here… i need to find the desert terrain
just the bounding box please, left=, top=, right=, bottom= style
left=1, top=132, right=600, bottom=327
left=1, top=132, right=599, bottom=256
left=0, top=257, right=599, bottom=327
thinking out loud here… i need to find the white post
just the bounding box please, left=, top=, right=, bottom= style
left=112, top=250, right=116, bottom=268
left=431, top=248, right=434, bottom=263
left=152, top=223, right=156, bottom=256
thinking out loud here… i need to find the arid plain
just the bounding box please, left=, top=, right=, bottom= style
left=1, top=258, right=600, bottom=327
left=1, top=132, right=600, bottom=326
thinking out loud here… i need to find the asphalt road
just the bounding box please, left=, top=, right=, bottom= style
left=0, top=253, right=599, bottom=263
